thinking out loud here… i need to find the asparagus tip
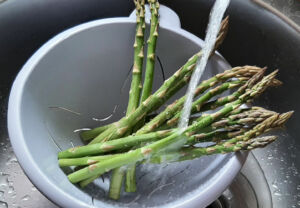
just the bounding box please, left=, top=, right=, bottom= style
left=246, top=135, right=277, bottom=149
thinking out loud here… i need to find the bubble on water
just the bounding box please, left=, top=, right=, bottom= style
left=21, top=195, right=30, bottom=201
left=0, top=201, right=7, bottom=208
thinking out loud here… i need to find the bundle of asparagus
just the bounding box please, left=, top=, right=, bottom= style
left=57, top=0, right=293, bottom=200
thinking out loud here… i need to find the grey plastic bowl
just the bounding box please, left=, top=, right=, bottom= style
left=8, top=6, right=246, bottom=208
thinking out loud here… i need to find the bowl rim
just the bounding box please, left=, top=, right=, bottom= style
left=7, top=17, right=246, bottom=208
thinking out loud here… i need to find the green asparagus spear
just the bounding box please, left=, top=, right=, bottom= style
left=109, top=0, right=146, bottom=199
left=150, top=136, right=277, bottom=163
left=87, top=18, right=230, bottom=145
left=58, top=130, right=173, bottom=159
left=67, top=70, right=274, bottom=183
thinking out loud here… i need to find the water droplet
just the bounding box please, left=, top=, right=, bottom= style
left=7, top=186, right=14, bottom=194
left=31, top=186, right=37, bottom=191
left=272, top=180, right=278, bottom=189
left=291, top=205, right=296, bottom=208
left=267, top=162, right=273, bottom=166
left=21, top=195, right=30, bottom=201
left=297, top=185, right=300, bottom=190
left=267, top=154, right=273, bottom=160
left=10, top=194, right=16, bottom=199
left=0, top=174, right=8, bottom=187
left=297, top=201, right=300, bottom=206
left=0, top=191, right=3, bottom=198
left=0, top=201, right=8, bottom=208
left=6, top=156, right=18, bottom=165
left=273, top=189, right=282, bottom=196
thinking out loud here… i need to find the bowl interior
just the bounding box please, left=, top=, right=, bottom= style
left=15, top=20, right=244, bottom=207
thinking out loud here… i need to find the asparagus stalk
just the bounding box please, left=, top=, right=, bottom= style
left=80, top=124, right=113, bottom=142
left=70, top=128, right=245, bottom=188
left=109, top=167, right=126, bottom=200
left=127, top=0, right=146, bottom=113
left=61, top=108, right=287, bottom=170
left=166, top=68, right=269, bottom=128
left=140, top=0, right=160, bottom=102
left=109, top=0, right=146, bottom=199
left=79, top=175, right=100, bottom=188
left=156, top=80, right=244, bottom=130
left=199, top=78, right=282, bottom=113
left=209, top=107, right=275, bottom=128
left=150, top=17, right=229, bottom=113
left=126, top=0, right=160, bottom=193
left=59, top=154, right=120, bottom=167
left=222, top=111, right=293, bottom=146
left=136, top=66, right=263, bottom=135
left=59, top=107, right=273, bottom=161
left=80, top=109, right=170, bottom=142
left=58, top=128, right=244, bottom=167
left=58, top=130, right=173, bottom=159
left=150, top=136, right=277, bottom=163
left=88, top=17, right=229, bottom=145
left=67, top=70, right=274, bottom=183
left=68, top=108, right=281, bottom=185
left=81, top=17, right=228, bottom=144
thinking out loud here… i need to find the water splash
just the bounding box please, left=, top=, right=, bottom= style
left=178, top=0, right=230, bottom=130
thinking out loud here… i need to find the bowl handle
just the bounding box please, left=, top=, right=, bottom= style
left=128, top=4, right=181, bottom=29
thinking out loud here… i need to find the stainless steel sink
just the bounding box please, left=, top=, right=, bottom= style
left=0, top=0, right=299, bottom=207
